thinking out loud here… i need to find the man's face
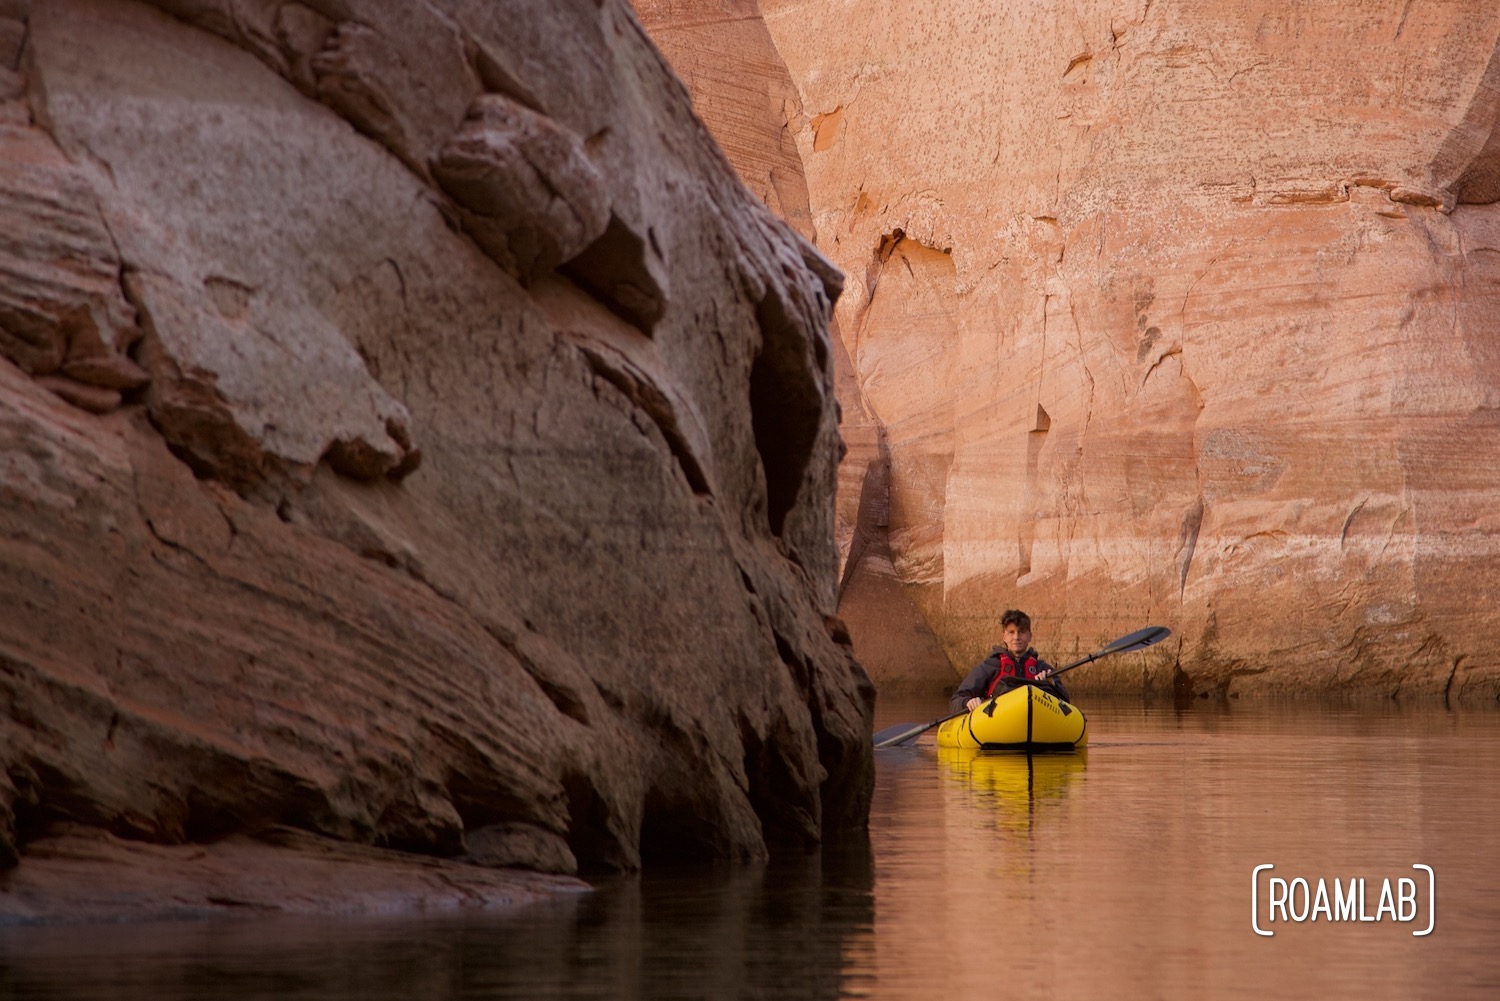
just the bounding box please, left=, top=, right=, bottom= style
left=1002, top=623, right=1031, bottom=655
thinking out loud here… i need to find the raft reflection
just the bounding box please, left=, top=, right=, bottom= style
left=935, top=746, right=1087, bottom=835
left=7, top=700, right=1500, bottom=999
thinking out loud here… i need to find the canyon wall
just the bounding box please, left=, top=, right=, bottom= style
left=0, top=0, right=872, bottom=917
left=742, top=0, right=1500, bottom=699
left=632, top=0, right=953, bottom=692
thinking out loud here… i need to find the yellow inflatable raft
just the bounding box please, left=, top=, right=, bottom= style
left=935, top=683, right=1087, bottom=751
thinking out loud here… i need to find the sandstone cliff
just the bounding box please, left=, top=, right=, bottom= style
left=632, top=0, right=953, bottom=692
left=0, top=0, right=872, bottom=919
left=734, top=0, right=1500, bottom=700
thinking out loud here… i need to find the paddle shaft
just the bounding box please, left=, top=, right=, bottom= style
left=872, top=709, right=969, bottom=749
left=1044, top=625, right=1171, bottom=678
left=871, top=625, right=1171, bottom=748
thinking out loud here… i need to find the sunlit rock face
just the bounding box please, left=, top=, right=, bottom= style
left=0, top=0, right=874, bottom=895
left=738, top=0, right=1500, bottom=700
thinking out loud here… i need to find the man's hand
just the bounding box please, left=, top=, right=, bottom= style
left=965, top=697, right=981, bottom=711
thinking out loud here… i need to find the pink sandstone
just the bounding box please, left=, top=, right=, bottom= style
left=643, top=0, right=1500, bottom=701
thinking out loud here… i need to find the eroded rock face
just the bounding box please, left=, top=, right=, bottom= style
left=748, top=0, right=1500, bottom=700
left=632, top=0, right=953, bottom=691
left=0, top=0, right=872, bottom=902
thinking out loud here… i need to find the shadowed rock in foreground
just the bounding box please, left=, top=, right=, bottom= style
left=0, top=0, right=872, bottom=920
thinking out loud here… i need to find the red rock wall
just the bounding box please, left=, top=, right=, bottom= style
left=0, top=0, right=873, bottom=897
left=744, top=0, right=1500, bottom=699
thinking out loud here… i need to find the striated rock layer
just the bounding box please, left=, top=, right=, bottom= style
left=0, top=0, right=873, bottom=916
left=632, top=0, right=952, bottom=691
left=742, top=0, right=1500, bottom=700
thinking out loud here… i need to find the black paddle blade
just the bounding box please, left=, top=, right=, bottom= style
left=872, top=708, right=968, bottom=748
left=1102, top=625, right=1171, bottom=655
left=872, top=722, right=929, bottom=748
left=1048, top=625, right=1175, bottom=677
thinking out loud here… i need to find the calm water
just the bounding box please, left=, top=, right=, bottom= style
left=3, top=697, right=1498, bottom=999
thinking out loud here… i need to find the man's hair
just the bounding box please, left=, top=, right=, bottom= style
left=1000, top=609, right=1031, bottom=632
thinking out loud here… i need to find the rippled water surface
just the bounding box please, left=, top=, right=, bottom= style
left=3, top=697, right=1498, bottom=999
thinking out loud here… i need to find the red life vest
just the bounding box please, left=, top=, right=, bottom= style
left=985, top=650, right=1041, bottom=697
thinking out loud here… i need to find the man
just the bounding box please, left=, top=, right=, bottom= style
left=948, top=608, right=1069, bottom=712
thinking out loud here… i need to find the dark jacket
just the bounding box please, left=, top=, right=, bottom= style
left=949, top=647, right=1069, bottom=712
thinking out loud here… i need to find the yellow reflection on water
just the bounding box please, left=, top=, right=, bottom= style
left=934, top=746, right=1087, bottom=837
left=863, top=698, right=1500, bottom=1000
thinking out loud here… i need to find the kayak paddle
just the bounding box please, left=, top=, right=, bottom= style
left=871, top=624, right=1172, bottom=748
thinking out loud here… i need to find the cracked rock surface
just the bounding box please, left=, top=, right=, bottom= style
left=0, top=0, right=871, bottom=920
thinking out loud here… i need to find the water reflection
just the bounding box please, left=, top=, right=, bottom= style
left=4, top=699, right=1500, bottom=999
left=868, top=696, right=1500, bottom=1000
left=573, top=848, right=876, bottom=1001
left=934, top=747, right=1087, bottom=835
left=0, top=844, right=876, bottom=1001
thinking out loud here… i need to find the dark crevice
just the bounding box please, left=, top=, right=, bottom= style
left=739, top=715, right=819, bottom=854
left=479, top=622, right=592, bottom=726
left=203, top=896, right=277, bottom=911
left=1176, top=496, right=1205, bottom=597
left=771, top=628, right=809, bottom=691
left=1443, top=655, right=1465, bottom=709
left=836, top=431, right=890, bottom=600
left=638, top=785, right=721, bottom=866
left=749, top=288, right=823, bottom=537
left=635, top=709, right=726, bottom=866
left=162, top=438, right=226, bottom=484
left=469, top=43, right=547, bottom=116
left=443, top=767, right=538, bottom=835
left=530, top=675, right=591, bottom=725
left=1172, top=661, right=1196, bottom=709
left=876, top=228, right=905, bottom=262
left=563, top=771, right=629, bottom=874
left=577, top=345, right=710, bottom=495
left=592, top=678, right=625, bottom=711
left=561, top=213, right=667, bottom=334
